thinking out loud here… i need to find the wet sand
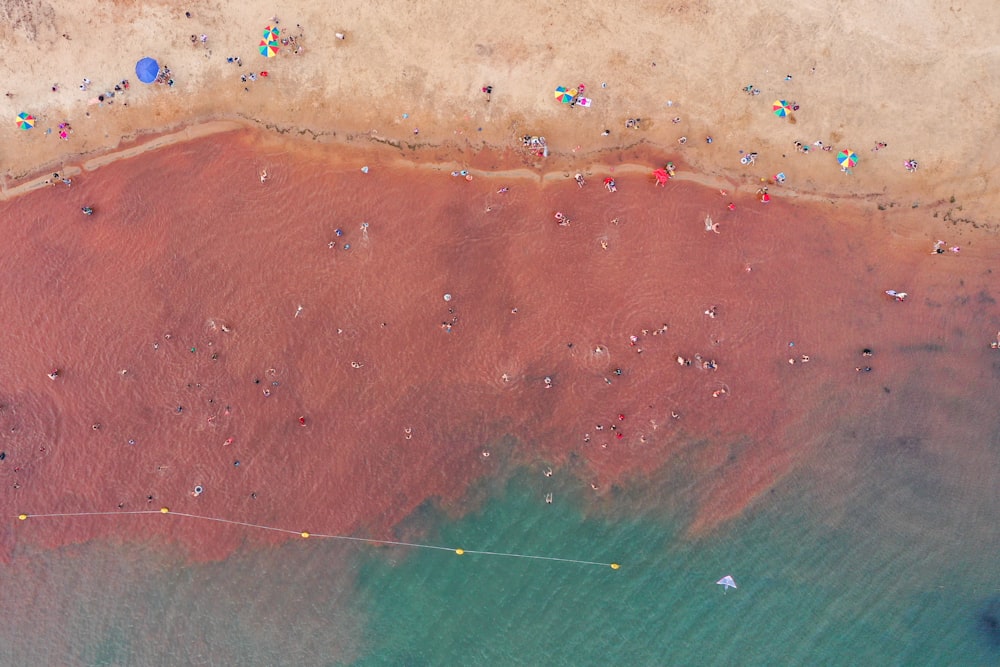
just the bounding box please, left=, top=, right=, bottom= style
left=1, top=128, right=997, bottom=560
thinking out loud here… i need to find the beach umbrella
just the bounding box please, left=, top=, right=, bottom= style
left=837, top=149, right=858, bottom=168
left=16, top=112, right=35, bottom=130
left=772, top=99, right=792, bottom=117
left=135, top=57, right=160, bottom=84
left=260, top=40, right=279, bottom=58
left=263, top=25, right=280, bottom=40
left=653, top=168, right=670, bottom=185
left=554, top=86, right=577, bottom=104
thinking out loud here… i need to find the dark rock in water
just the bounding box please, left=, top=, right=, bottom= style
left=978, top=596, right=1000, bottom=648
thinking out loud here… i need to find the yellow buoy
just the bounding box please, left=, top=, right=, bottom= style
left=160, top=507, right=170, bottom=514
left=18, top=514, right=27, bottom=521
left=455, top=548, right=464, bottom=555
left=610, top=563, right=620, bottom=570
left=301, top=531, right=310, bottom=538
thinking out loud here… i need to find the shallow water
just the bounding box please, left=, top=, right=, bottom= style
left=0, top=129, right=997, bottom=663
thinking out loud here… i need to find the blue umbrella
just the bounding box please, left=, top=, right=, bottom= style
left=135, top=57, right=160, bottom=84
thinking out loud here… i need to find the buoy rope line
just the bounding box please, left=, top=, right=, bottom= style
left=14, top=509, right=620, bottom=570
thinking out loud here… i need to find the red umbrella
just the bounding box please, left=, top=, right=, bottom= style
left=653, top=168, right=669, bottom=186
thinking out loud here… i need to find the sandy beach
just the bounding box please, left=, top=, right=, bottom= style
left=2, top=0, right=999, bottom=221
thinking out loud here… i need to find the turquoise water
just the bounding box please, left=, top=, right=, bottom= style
left=354, top=466, right=1000, bottom=666
left=5, top=448, right=997, bottom=666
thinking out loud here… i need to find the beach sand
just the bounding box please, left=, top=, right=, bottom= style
left=1, top=0, right=999, bottom=563
left=2, top=0, right=999, bottom=220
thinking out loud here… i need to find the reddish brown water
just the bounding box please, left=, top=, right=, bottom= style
left=1, top=129, right=997, bottom=561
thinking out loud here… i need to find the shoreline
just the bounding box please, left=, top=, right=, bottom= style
left=4, top=116, right=994, bottom=242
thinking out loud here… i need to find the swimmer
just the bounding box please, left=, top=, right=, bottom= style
left=545, top=492, right=553, bottom=504
left=260, top=169, right=268, bottom=183
left=543, top=467, right=553, bottom=477
left=885, top=290, right=908, bottom=301
left=856, top=366, right=873, bottom=373
left=862, top=348, right=873, bottom=357
left=575, top=173, right=585, bottom=187
left=497, top=187, right=509, bottom=193
left=47, top=369, right=60, bottom=380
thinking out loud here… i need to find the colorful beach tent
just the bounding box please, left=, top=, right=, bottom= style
left=837, top=149, right=858, bottom=168
left=16, top=112, right=35, bottom=130
left=260, top=40, right=279, bottom=58
left=135, top=57, right=160, bottom=84
left=554, top=86, right=577, bottom=104
left=716, top=575, right=737, bottom=591
left=772, top=100, right=792, bottom=117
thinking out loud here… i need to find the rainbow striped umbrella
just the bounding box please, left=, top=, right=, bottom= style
left=554, top=86, right=578, bottom=104
left=772, top=99, right=792, bottom=117
left=259, top=39, right=279, bottom=58
left=16, top=112, right=35, bottom=130
left=263, top=25, right=280, bottom=40
left=837, top=149, right=858, bottom=168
